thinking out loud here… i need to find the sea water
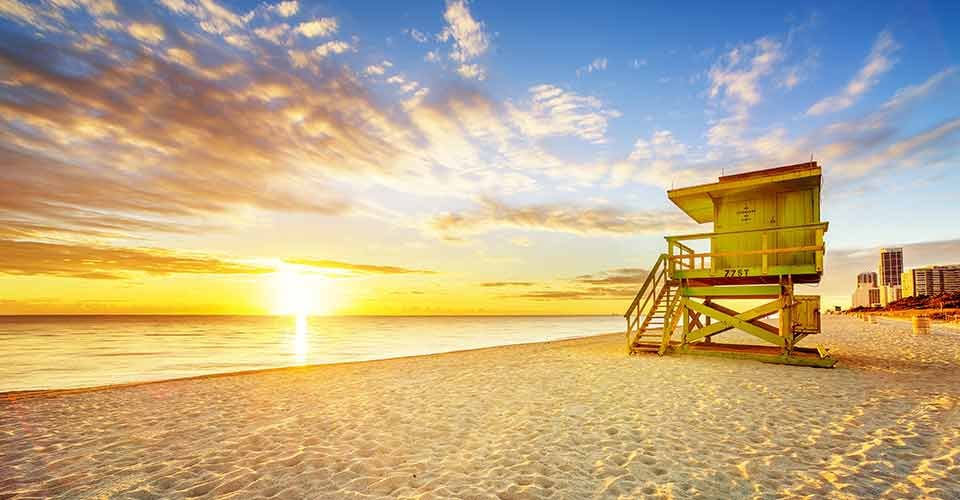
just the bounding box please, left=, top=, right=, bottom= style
left=0, top=315, right=623, bottom=392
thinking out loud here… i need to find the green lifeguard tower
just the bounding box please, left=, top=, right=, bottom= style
left=624, top=162, right=835, bottom=367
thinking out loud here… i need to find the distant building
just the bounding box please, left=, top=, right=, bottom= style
left=879, top=247, right=903, bottom=287
left=852, top=271, right=881, bottom=308
left=902, top=264, right=960, bottom=297
left=878, top=247, right=903, bottom=306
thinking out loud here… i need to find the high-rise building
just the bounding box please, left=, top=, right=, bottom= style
left=857, top=271, right=878, bottom=287
left=852, top=271, right=881, bottom=308
left=878, top=247, right=903, bottom=306
left=902, top=264, right=960, bottom=297
left=879, top=247, right=903, bottom=287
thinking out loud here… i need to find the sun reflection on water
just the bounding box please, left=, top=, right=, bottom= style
left=292, top=314, right=309, bottom=364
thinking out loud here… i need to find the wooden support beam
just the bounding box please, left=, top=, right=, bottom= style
left=683, top=298, right=786, bottom=347
left=815, top=228, right=824, bottom=272
left=682, top=285, right=782, bottom=298
left=701, top=301, right=779, bottom=335
left=761, top=232, right=769, bottom=274
left=684, top=299, right=781, bottom=343
left=676, top=344, right=837, bottom=368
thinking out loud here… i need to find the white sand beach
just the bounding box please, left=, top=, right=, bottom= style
left=3, top=315, right=960, bottom=499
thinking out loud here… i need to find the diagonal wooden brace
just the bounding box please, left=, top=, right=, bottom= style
left=682, top=298, right=785, bottom=347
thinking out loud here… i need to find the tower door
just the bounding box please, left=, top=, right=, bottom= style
left=775, top=190, right=816, bottom=266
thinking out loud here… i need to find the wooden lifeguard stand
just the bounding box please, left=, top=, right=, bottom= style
left=624, top=162, right=835, bottom=367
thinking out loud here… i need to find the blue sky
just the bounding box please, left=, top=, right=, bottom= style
left=0, top=0, right=958, bottom=313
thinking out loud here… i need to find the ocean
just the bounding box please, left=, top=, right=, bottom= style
left=0, top=315, right=624, bottom=393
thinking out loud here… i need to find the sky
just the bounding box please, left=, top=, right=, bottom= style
left=0, top=0, right=958, bottom=315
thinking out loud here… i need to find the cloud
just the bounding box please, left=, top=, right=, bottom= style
left=313, top=39, right=352, bottom=58
left=0, top=0, right=60, bottom=31
left=880, top=66, right=958, bottom=113
left=836, top=117, right=960, bottom=178
left=159, top=0, right=244, bottom=36
left=628, top=130, right=687, bottom=161
left=480, top=281, right=536, bottom=287
left=612, top=130, right=708, bottom=188
left=631, top=58, right=647, bottom=68
left=507, top=84, right=621, bottom=144
left=457, top=63, right=485, bottom=80
left=405, top=28, right=429, bottom=43
left=0, top=239, right=272, bottom=280
left=430, top=198, right=695, bottom=239
left=364, top=60, right=392, bottom=75
left=0, top=27, right=427, bottom=243
left=501, top=266, right=650, bottom=301
left=708, top=37, right=783, bottom=109
left=296, top=18, right=338, bottom=38
left=574, top=268, right=649, bottom=285
left=253, top=23, right=290, bottom=44
left=502, top=267, right=648, bottom=301
left=128, top=22, right=166, bottom=44
left=285, top=259, right=436, bottom=275
left=807, top=30, right=899, bottom=116
left=576, top=57, right=607, bottom=77
left=271, top=1, right=298, bottom=18
left=439, top=0, right=489, bottom=63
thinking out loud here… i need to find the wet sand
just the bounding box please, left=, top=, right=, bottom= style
left=2, top=316, right=959, bottom=499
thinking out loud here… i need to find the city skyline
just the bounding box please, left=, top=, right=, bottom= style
left=1, top=0, right=959, bottom=314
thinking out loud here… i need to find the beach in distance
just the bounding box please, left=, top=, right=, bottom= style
left=3, top=315, right=959, bottom=499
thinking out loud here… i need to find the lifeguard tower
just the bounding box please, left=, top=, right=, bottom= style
left=624, top=162, right=835, bottom=367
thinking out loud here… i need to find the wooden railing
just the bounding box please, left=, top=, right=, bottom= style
left=625, top=254, right=665, bottom=323
left=664, top=222, right=829, bottom=277
left=624, top=253, right=679, bottom=347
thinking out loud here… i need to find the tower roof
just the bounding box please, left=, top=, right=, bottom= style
left=667, top=162, right=822, bottom=223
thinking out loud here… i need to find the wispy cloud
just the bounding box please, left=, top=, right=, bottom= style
left=295, top=17, right=338, bottom=38
left=285, top=259, right=436, bottom=276
left=480, top=281, right=536, bottom=287
left=577, top=57, right=608, bottom=77
left=708, top=37, right=783, bottom=109
left=439, top=0, right=489, bottom=62
left=806, top=30, right=899, bottom=116
left=0, top=240, right=271, bottom=280
left=431, top=198, right=694, bottom=240
left=574, top=268, right=649, bottom=286
left=270, top=1, right=299, bottom=18
left=508, top=84, right=621, bottom=144
left=405, top=28, right=429, bottom=43
left=456, top=63, right=485, bottom=80
left=438, top=0, right=489, bottom=79
left=503, top=267, right=649, bottom=301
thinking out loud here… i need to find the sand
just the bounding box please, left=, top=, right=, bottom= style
left=2, top=316, right=960, bottom=499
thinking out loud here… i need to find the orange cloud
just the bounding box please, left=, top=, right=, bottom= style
left=0, top=239, right=272, bottom=279
left=286, top=259, right=436, bottom=276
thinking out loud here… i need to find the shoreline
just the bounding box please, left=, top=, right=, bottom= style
left=1, top=330, right=624, bottom=401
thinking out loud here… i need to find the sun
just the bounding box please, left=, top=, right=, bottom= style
left=271, top=266, right=329, bottom=316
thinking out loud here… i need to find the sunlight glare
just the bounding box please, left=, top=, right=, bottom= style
left=271, top=266, right=331, bottom=316
left=292, top=313, right=309, bottom=364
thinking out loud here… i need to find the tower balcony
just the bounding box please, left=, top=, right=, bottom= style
left=665, top=222, right=828, bottom=285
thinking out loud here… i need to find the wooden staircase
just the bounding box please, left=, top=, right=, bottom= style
left=624, top=254, right=681, bottom=355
